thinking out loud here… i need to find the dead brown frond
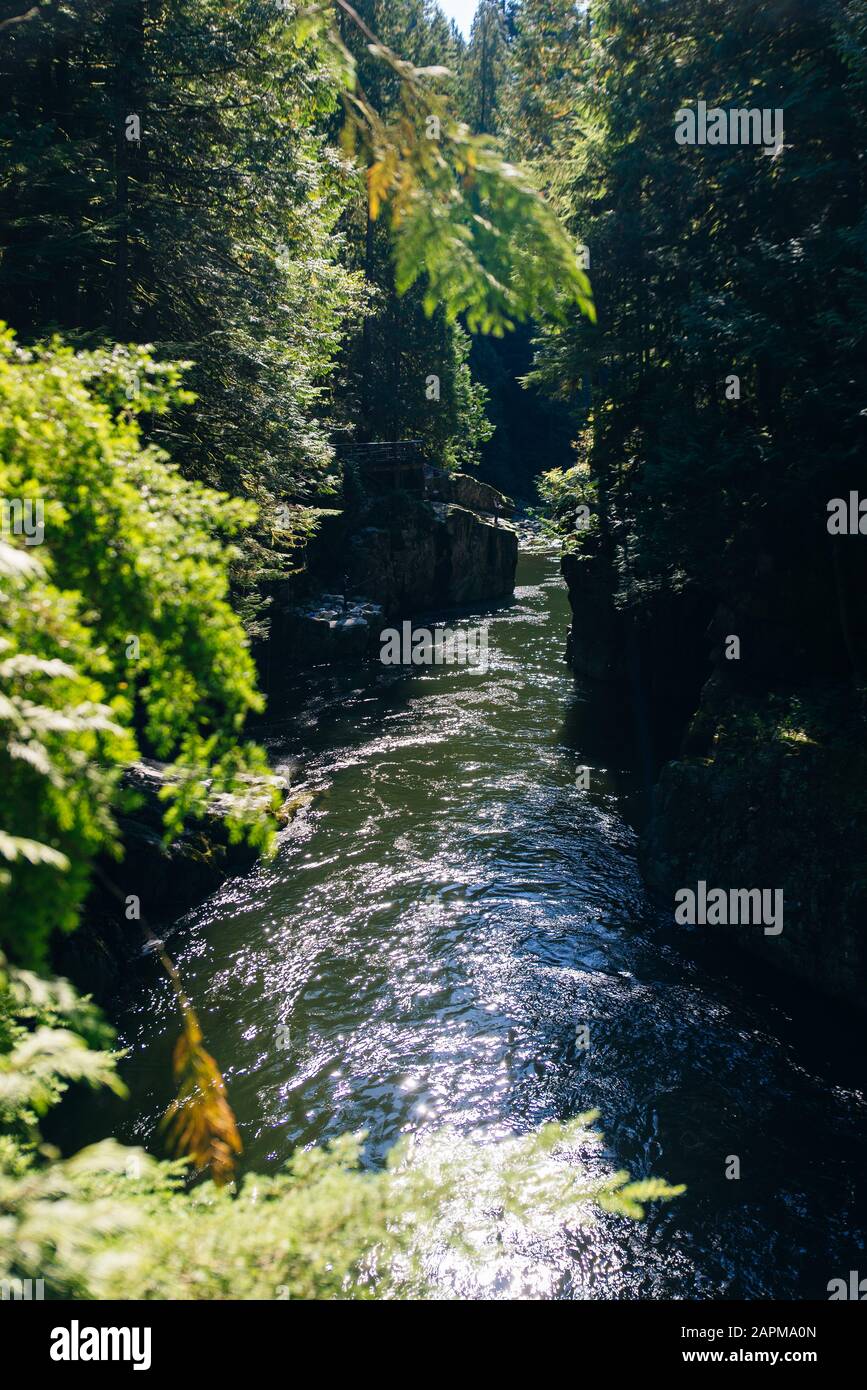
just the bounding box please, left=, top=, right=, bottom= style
left=160, top=999, right=242, bottom=1187
left=93, top=869, right=244, bottom=1189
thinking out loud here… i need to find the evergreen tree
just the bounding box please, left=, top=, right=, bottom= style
left=463, top=0, right=509, bottom=137
left=0, top=1, right=365, bottom=630
left=335, top=0, right=493, bottom=463
left=527, top=0, right=867, bottom=678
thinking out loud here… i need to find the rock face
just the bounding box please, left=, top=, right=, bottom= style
left=425, top=469, right=515, bottom=517
left=562, top=545, right=867, bottom=1009
left=347, top=502, right=516, bottom=615
left=437, top=503, right=517, bottom=603
left=641, top=681, right=867, bottom=1008
left=271, top=496, right=518, bottom=669
left=561, top=549, right=712, bottom=738
left=562, top=552, right=625, bottom=683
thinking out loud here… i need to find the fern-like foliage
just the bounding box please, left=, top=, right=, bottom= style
left=0, top=954, right=125, bottom=1156
left=288, top=2, right=594, bottom=334
left=0, top=328, right=283, bottom=965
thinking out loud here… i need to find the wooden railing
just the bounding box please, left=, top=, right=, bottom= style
left=336, top=440, right=426, bottom=495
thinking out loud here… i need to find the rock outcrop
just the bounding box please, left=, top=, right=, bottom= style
left=562, top=543, right=867, bottom=1009
left=641, top=680, right=867, bottom=1007
left=271, top=493, right=518, bottom=670
left=347, top=502, right=516, bottom=615
left=274, top=595, right=384, bottom=666
left=425, top=469, right=516, bottom=517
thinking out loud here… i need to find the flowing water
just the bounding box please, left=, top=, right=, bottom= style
left=112, top=548, right=866, bottom=1299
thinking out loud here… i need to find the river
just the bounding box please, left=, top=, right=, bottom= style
left=112, top=547, right=866, bottom=1299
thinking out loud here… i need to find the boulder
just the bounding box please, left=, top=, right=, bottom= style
left=425, top=468, right=515, bottom=517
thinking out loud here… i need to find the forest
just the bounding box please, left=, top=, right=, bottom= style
left=1, top=0, right=865, bottom=1321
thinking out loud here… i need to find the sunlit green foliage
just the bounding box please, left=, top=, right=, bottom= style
left=0, top=0, right=591, bottom=581
left=0, top=0, right=366, bottom=627
left=0, top=328, right=281, bottom=964
left=537, top=445, right=600, bottom=552
left=444, top=323, right=495, bottom=470
left=296, top=0, right=594, bottom=334
left=325, top=1, right=490, bottom=458
left=0, top=956, right=124, bottom=1161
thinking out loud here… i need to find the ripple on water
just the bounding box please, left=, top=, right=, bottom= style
left=114, top=550, right=867, bottom=1300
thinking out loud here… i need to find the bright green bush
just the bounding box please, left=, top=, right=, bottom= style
left=0, top=327, right=282, bottom=965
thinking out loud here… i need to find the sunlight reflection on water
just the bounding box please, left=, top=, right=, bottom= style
left=115, top=550, right=867, bottom=1300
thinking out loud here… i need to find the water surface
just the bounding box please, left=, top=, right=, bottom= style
left=115, top=549, right=866, bottom=1299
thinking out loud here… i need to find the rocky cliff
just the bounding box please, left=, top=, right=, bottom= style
left=641, top=678, right=867, bottom=1007
left=270, top=491, right=517, bottom=671
left=561, top=548, right=712, bottom=750
left=425, top=469, right=516, bottom=518
left=562, top=547, right=867, bottom=1009
left=348, top=500, right=516, bottom=613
